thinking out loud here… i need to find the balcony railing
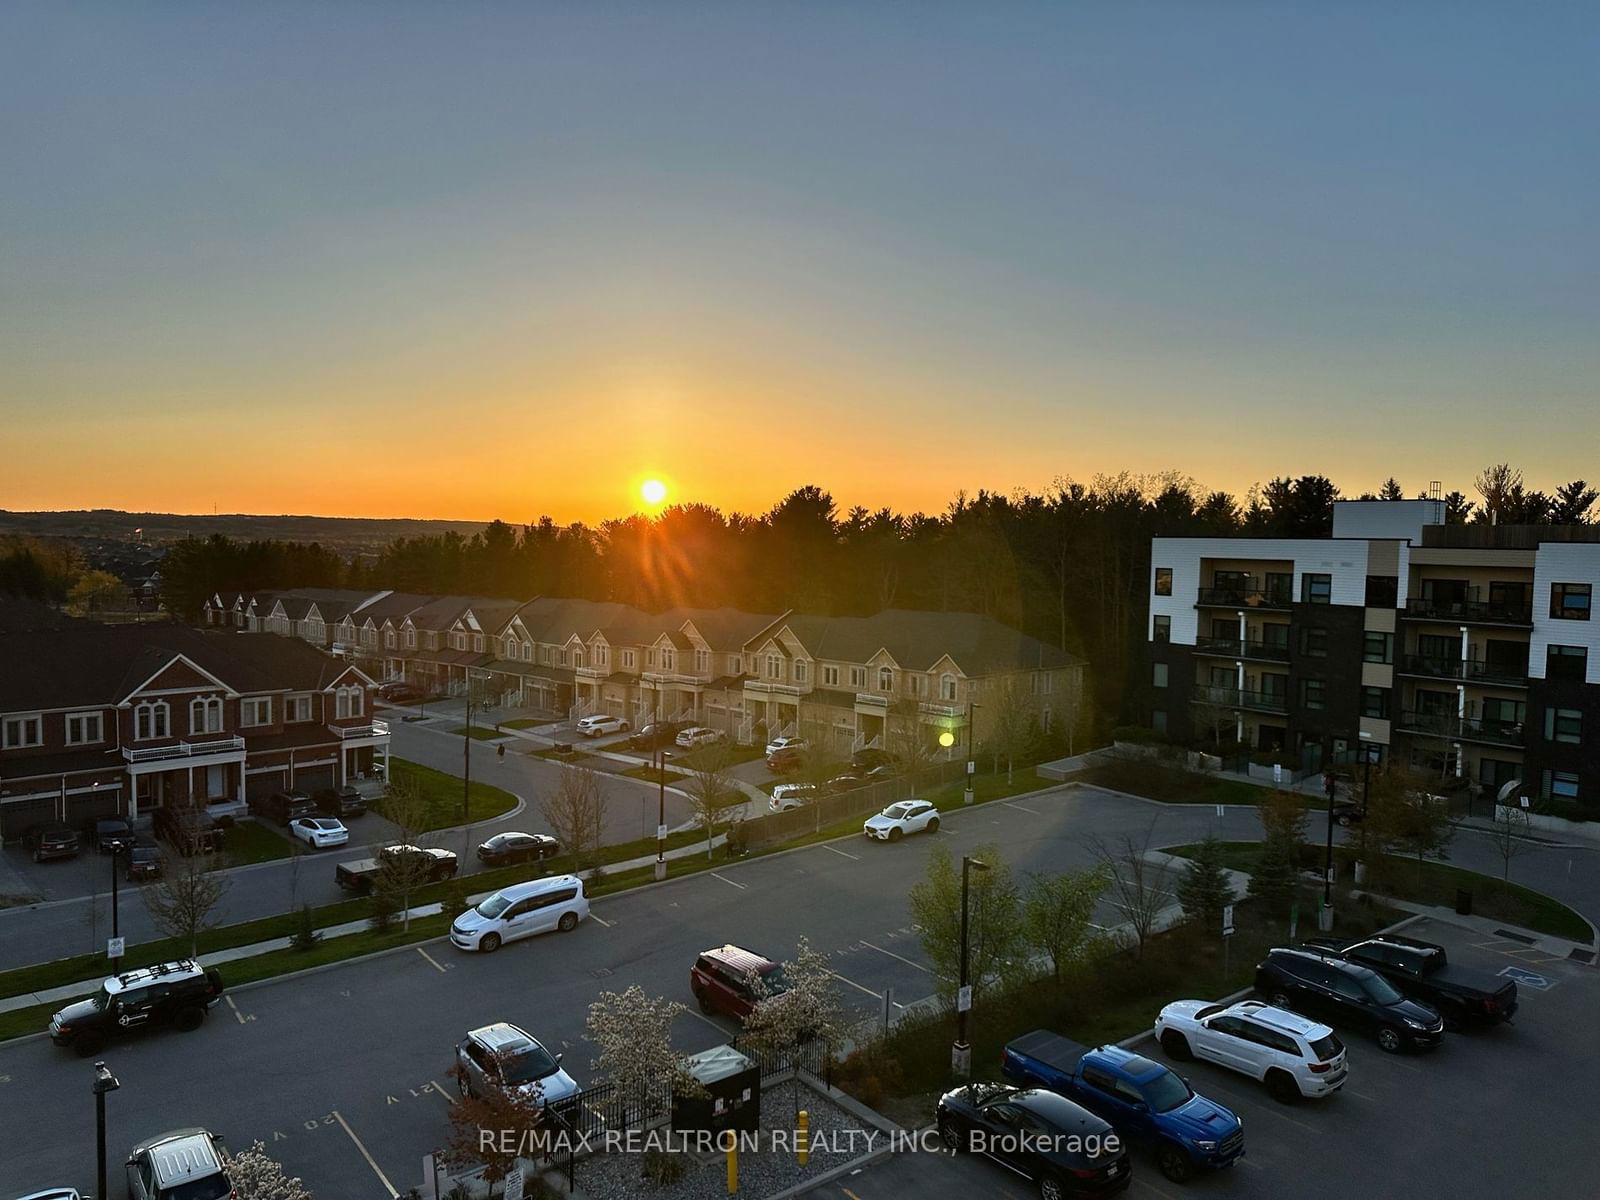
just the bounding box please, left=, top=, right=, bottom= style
left=333, top=719, right=391, bottom=740
left=1194, top=636, right=1291, bottom=662
left=1399, top=655, right=1529, bottom=686
left=1189, top=685, right=1289, bottom=713
left=123, top=735, right=246, bottom=764
left=1196, top=586, right=1294, bottom=609
left=853, top=692, right=890, bottom=707
left=1396, top=710, right=1525, bottom=747
left=1404, top=598, right=1533, bottom=626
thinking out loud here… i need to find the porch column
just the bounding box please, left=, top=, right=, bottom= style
left=1237, top=609, right=1246, bottom=648
left=236, top=765, right=245, bottom=806
left=187, top=765, right=194, bottom=806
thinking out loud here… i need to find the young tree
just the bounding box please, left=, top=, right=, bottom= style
left=142, top=830, right=228, bottom=957
left=587, top=986, right=704, bottom=1117
left=985, top=679, right=1035, bottom=783
left=888, top=698, right=939, bottom=788
left=1085, top=821, right=1173, bottom=960
left=374, top=775, right=438, bottom=931
left=1259, top=789, right=1309, bottom=857
left=1175, top=836, right=1236, bottom=928
left=441, top=1057, right=547, bottom=1195
left=221, top=1142, right=314, bottom=1200
left=67, top=568, right=125, bottom=617
left=1488, top=804, right=1535, bottom=882
left=742, top=937, right=848, bottom=1074
left=1023, top=865, right=1110, bottom=983
left=1246, top=828, right=1298, bottom=916
left=539, top=764, right=609, bottom=871
left=1364, top=763, right=1455, bottom=884
left=683, top=741, right=739, bottom=859
left=909, top=842, right=1025, bottom=1005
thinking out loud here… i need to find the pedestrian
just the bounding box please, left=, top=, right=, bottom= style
left=497, top=742, right=506, bottom=760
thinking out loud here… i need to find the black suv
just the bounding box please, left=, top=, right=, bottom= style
left=254, top=789, right=318, bottom=826
left=27, top=823, right=81, bottom=863
left=153, top=807, right=224, bottom=856
left=126, top=837, right=164, bottom=882
left=89, top=816, right=136, bottom=854
left=1255, top=947, right=1444, bottom=1053
left=851, top=748, right=902, bottom=772
left=1303, top=933, right=1518, bottom=1028
left=627, top=721, right=687, bottom=751
left=315, top=785, right=368, bottom=818
left=48, top=960, right=226, bottom=1057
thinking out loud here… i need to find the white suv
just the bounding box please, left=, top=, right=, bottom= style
left=576, top=714, right=629, bottom=737
left=1154, top=998, right=1347, bottom=1101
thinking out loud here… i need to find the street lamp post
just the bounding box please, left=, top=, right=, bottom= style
left=963, top=700, right=981, bottom=806
left=951, top=855, right=989, bottom=1078
left=1320, top=765, right=1338, bottom=931
left=655, top=747, right=671, bottom=881
left=109, top=842, right=125, bottom=968
left=93, top=1059, right=120, bottom=1200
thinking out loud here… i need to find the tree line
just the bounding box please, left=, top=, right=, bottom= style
left=149, top=462, right=1597, bottom=729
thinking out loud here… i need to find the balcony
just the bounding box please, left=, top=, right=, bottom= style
left=1395, top=710, right=1525, bottom=748
left=1194, top=636, right=1291, bottom=663
left=1403, top=598, right=1533, bottom=627
left=1190, top=685, right=1289, bottom=714
left=1398, top=655, right=1529, bottom=687
left=333, top=719, right=390, bottom=740
left=123, top=736, right=246, bottom=764
left=853, top=692, right=890, bottom=708
left=1196, top=586, right=1293, bottom=611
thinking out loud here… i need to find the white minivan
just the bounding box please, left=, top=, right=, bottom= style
left=450, top=876, right=589, bottom=952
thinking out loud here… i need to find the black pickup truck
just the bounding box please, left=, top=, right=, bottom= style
left=1303, top=934, right=1517, bottom=1028
left=335, top=844, right=459, bottom=893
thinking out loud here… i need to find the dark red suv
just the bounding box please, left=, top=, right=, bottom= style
left=690, top=945, right=791, bottom=1020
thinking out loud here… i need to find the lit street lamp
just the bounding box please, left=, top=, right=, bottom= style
left=951, top=855, right=989, bottom=1078
left=93, top=1059, right=120, bottom=1200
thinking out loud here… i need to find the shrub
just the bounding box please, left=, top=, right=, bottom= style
left=439, top=879, right=471, bottom=924
left=641, top=1147, right=687, bottom=1186
left=367, top=890, right=399, bottom=933
left=1534, top=798, right=1591, bottom=823
left=289, top=904, right=320, bottom=952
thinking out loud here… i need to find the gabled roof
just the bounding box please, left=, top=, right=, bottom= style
left=751, top=610, right=1083, bottom=676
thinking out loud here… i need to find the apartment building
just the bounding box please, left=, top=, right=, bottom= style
left=0, top=622, right=387, bottom=838
left=1146, top=500, right=1600, bottom=809
left=207, top=590, right=1085, bottom=754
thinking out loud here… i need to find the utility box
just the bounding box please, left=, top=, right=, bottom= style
left=671, top=1044, right=760, bottom=1136
left=1456, top=889, right=1473, bottom=916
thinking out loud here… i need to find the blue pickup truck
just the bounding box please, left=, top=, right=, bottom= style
left=1002, top=1030, right=1244, bottom=1184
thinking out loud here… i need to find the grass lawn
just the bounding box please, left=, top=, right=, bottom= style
left=619, top=765, right=688, bottom=785
left=222, top=819, right=294, bottom=866
left=925, top=768, right=1047, bottom=808
left=1079, top=759, right=1310, bottom=808
left=447, top=725, right=507, bottom=740
left=532, top=747, right=597, bottom=764
left=502, top=718, right=545, bottom=730
left=1163, top=840, right=1592, bottom=943
left=386, top=758, right=519, bottom=830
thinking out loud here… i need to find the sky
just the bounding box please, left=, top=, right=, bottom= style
left=2, top=2, right=1596, bottom=524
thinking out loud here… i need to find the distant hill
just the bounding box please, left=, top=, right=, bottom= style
left=0, top=509, right=491, bottom=554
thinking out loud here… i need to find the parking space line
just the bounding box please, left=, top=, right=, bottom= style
left=822, top=844, right=861, bottom=861
left=1134, top=1175, right=1183, bottom=1200
left=223, top=996, right=250, bottom=1025
left=1003, top=800, right=1042, bottom=815
left=416, top=946, right=448, bottom=973
left=430, top=1078, right=453, bottom=1103
left=684, top=1006, right=737, bottom=1037
left=589, top=913, right=613, bottom=927
left=1344, top=1087, right=1379, bottom=1101
left=828, top=970, right=885, bottom=1001
left=709, top=872, right=747, bottom=890
left=859, top=939, right=940, bottom=977
left=332, top=1110, right=399, bottom=1198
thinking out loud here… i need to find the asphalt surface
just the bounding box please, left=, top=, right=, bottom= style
left=807, top=918, right=1599, bottom=1200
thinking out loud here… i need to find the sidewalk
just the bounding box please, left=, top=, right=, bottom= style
left=1352, top=893, right=1598, bottom=959
left=0, top=833, right=730, bottom=1017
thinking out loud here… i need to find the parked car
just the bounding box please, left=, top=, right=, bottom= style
left=863, top=799, right=940, bottom=841
left=827, top=770, right=868, bottom=793
left=1001, top=1031, right=1244, bottom=1183
left=576, top=714, right=630, bottom=737
left=1254, top=947, right=1445, bottom=1053
left=1302, top=933, right=1518, bottom=1028
left=126, top=838, right=164, bottom=882
left=769, top=783, right=819, bottom=812
left=314, top=785, right=368, bottom=818
left=125, top=1128, right=231, bottom=1200
left=765, top=735, right=807, bottom=757
left=252, top=789, right=318, bottom=827
left=378, top=680, right=424, bottom=703
left=765, top=746, right=806, bottom=773
left=89, top=816, right=135, bottom=854
left=1154, top=998, right=1347, bottom=1101
left=690, top=944, right=790, bottom=1020
left=153, top=807, right=224, bottom=856
left=627, top=720, right=687, bottom=751
left=335, top=845, right=459, bottom=893
left=13, top=1189, right=80, bottom=1200
left=449, top=876, right=588, bottom=951
left=26, top=823, right=81, bottom=863
left=289, top=816, right=350, bottom=850
left=476, top=831, right=562, bottom=867
left=936, top=1082, right=1131, bottom=1197
left=455, top=1022, right=580, bottom=1105
left=851, top=748, right=901, bottom=772
left=49, top=960, right=225, bottom=1057
left=676, top=726, right=726, bottom=749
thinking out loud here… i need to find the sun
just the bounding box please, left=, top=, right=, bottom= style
left=640, top=478, right=668, bottom=507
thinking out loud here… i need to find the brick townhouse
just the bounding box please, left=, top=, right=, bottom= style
left=0, top=618, right=388, bottom=838
left=206, top=589, right=1086, bottom=754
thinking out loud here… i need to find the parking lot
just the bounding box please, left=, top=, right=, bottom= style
left=806, top=915, right=1599, bottom=1200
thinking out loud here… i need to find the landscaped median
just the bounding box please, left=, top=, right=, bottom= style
left=388, top=757, right=520, bottom=830
left=1075, top=758, right=1316, bottom=808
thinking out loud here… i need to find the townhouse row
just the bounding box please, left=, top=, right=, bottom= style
left=1146, top=499, right=1600, bottom=809
left=207, top=589, right=1086, bottom=755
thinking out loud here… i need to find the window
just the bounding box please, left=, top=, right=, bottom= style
left=189, top=696, right=223, bottom=734
left=1541, top=770, right=1580, bottom=801
left=905, top=671, right=919, bottom=695
left=768, top=655, right=783, bottom=679
left=596, top=645, right=608, bottom=667
left=240, top=698, right=272, bottom=727
left=385, top=631, right=396, bottom=649
left=646, top=649, right=656, bottom=667
left=695, top=650, right=710, bottom=674
left=1543, top=707, right=1582, bottom=745
left=134, top=701, right=169, bottom=740
left=1152, top=709, right=1168, bottom=734
left=878, top=666, right=894, bottom=692
left=1300, top=627, right=1328, bottom=657
left=1032, top=671, right=1053, bottom=695
left=795, top=660, right=809, bottom=684
left=543, top=646, right=555, bottom=665
left=849, top=666, right=867, bottom=689
left=451, top=633, right=466, bottom=651
left=659, top=649, right=671, bottom=671
left=335, top=686, right=364, bottom=719
left=1301, top=679, right=1326, bottom=710
left=1154, top=567, right=1173, bottom=596
left=1361, top=687, right=1390, bottom=719
left=286, top=695, right=313, bottom=723
left=405, top=629, right=416, bottom=649
left=1152, top=663, right=1169, bottom=688
left=425, top=632, right=439, bottom=651
left=522, top=643, right=532, bottom=661
left=572, top=650, right=585, bottom=669
left=730, top=656, right=743, bottom=676
left=1365, top=575, right=1399, bottom=608
left=622, top=649, right=637, bottom=669
left=1546, top=644, right=1587, bottom=681
left=823, top=665, right=840, bottom=687
left=473, top=634, right=484, bottom=653
left=66, top=711, right=103, bottom=745
left=1362, top=631, right=1393, bottom=664
left=1302, top=573, right=1332, bottom=604
left=1152, top=614, right=1171, bottom=643
left=1551, top=582, right=1592, bottom=620
left=3, top=714, right=43, bottom=748
left=941, top=674, right=958, bottom=701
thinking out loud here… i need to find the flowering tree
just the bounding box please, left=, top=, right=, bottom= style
left=441, top=1058, right=547, bottom=1195
left=587, top=985, right=704, bottom=1114
left=221, top=1143, right=312, bottom=1200
left=742, top=937, right=847, bottom=1066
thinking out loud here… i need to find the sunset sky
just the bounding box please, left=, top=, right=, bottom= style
left=2, top=2, right=1595, bottom=524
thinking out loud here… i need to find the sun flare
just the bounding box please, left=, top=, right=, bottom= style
left=640, top=478, right=668, bottom=507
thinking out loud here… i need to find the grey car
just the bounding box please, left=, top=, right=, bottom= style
left=126, top=1127, right=231, bottom=1200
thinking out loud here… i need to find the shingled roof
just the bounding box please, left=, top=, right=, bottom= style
left=753, top=610, right=1082, bottom=676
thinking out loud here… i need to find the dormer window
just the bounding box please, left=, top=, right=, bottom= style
left=335, top=685, right=364, bottom=719
left=134, top=700, right=170, bottom=740
left=878, top=667, right=894, bottom=693
left=941, top=674, right=958, bottom=702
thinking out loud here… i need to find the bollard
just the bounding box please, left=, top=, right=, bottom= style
left=797, top=1109, right=810, bottom=1166
left=725, top=1129, right=738, bottom=1194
